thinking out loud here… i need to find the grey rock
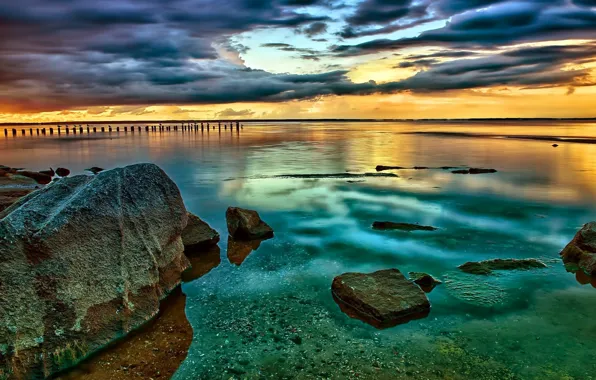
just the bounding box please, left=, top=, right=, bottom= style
left=226, top=207, right=274, bottom=240
left=0, top=163, right=190, bottom=379
left=182, top=212, right=220, bottom=252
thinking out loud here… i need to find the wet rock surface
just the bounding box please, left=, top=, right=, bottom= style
left=560, top=222, right=596, bottom=276
left=458, top=258, right=547, bottom=275
left=0, top=163, right=190, bottom=379
left=226, top=207, right=274, bottom=240
left=331, top=269, right=431, bottom=329
left=409, top=272, right=442, bottom=292
left=182, top=212, right=220, bottom=252
left=373, top=221, right=438, bottom=232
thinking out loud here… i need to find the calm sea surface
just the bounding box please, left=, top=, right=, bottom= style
left=2, top=121, right=596, bottom=379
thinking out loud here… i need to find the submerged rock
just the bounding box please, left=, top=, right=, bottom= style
left=331, top=269, right=430, bottom=329
left=443, top=272, right=506, bottom=307
left=372, top=221, right=438, bottom=232
left=226, top=207, right=274, bottom=240
left=0, top=163, right=190, bottom=379
left=560, top=222, right=596, bottom=276
left=409, top=272, right=442, bottom=293
left=182, top=212, right=220, bottom=252
left=458, top=258, right=547, bottom=275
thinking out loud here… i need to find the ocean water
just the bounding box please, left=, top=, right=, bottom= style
left=2, top=121, right=596, bottom=379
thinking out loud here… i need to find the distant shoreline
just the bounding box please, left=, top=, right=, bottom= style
left=2, top=118, right=596, bottom=126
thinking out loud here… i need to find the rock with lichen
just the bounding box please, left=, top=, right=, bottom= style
left=0, top=163, right=190, bottom=379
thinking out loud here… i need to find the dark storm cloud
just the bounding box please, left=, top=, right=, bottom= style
left=0, top=0, right=595, bottom=113
left=334, top=1, right=596, bottom=56
left=379, top=43, right=596, bottom=92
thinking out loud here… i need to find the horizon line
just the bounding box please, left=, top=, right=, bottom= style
left=2, top=117, right=596, bottom=126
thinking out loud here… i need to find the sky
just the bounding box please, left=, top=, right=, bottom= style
left=0, top=0, right=595, bottom=122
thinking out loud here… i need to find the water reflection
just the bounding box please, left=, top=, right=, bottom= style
left=575, top=270, right=596, bottom=288
left=182, top=246, right=221, bottom=283
left=331, top=293, right=431, bottom=330
left=227, top=237, right=264, bottom=266
left=3, top=121, right=596, bottom=379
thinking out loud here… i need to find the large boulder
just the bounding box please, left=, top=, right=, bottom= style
left=561, top=222, right=596, bottom=276
left=226, top=207, right=274, bottom=240
left=0, top=163, right=190, bottom=379
left=331, top=269, right=430, bottom=329
left=182, top=212, right=220, bottom=251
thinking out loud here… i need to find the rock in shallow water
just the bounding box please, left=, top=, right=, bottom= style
left=182, top=212, right=220, bottom=252
left=0, top=163, right=190, bottom=379
left=409, top=272, right=442, bottom=292
left=458, top=258, right=547, bottom=275
left=560, top=222, right=596, bottom=276
left=226, top=207, right=274, bottom=240
left=332, top=269, right=430, bottom=329
left=372, top=221, right=437, bottom=232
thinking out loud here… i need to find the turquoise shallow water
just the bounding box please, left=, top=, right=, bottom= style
left=2, top=121, right=596, bottom=379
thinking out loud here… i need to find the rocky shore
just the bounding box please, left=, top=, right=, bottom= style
left=0, top=164, right=221, bottom=379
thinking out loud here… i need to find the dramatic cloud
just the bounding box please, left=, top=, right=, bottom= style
left=334, top=1, right=596, bottom=55
left=0, top=0, right=594, bottom=114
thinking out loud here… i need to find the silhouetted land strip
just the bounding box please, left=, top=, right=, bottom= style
left=406, top=131, right=596, bottom=144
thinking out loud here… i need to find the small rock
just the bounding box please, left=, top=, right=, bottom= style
left=376, top=165, right=404, bottom=172
left=560, top=222, right=596, bottom=276
left=552, top=144, right=559, bottom=147
left=181, top=212, right=220, bottom=252
left=332, top=269, right=430, bottom=329
left=458, top=258, right=547, bottom=275
left=86, top=167, right=104, bottom=175
left=408, top=272, right=442, bottom=292
left=226, top=207, right=274, bottom=240
left=372, top=222, right=437, bottom=232
left=55, top=167, right=71, bottom=177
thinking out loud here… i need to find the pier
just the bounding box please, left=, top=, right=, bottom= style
left=3, top=122, right=246, bottom=139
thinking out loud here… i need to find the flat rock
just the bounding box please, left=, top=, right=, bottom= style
left=560, top=222, right=596, bottom=276
left=182, top=212, right=220, bottom=252
left=331, top=269, right=430, bottom=329
left=458, top=258, right=547, bottom=275
left=0, top=163, right=190, bottom=379
left=372, top=221, right=437, bottom=232
left=226, top=207, right=274, bottom=240
left=452, top=168, right=497, bottom=175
